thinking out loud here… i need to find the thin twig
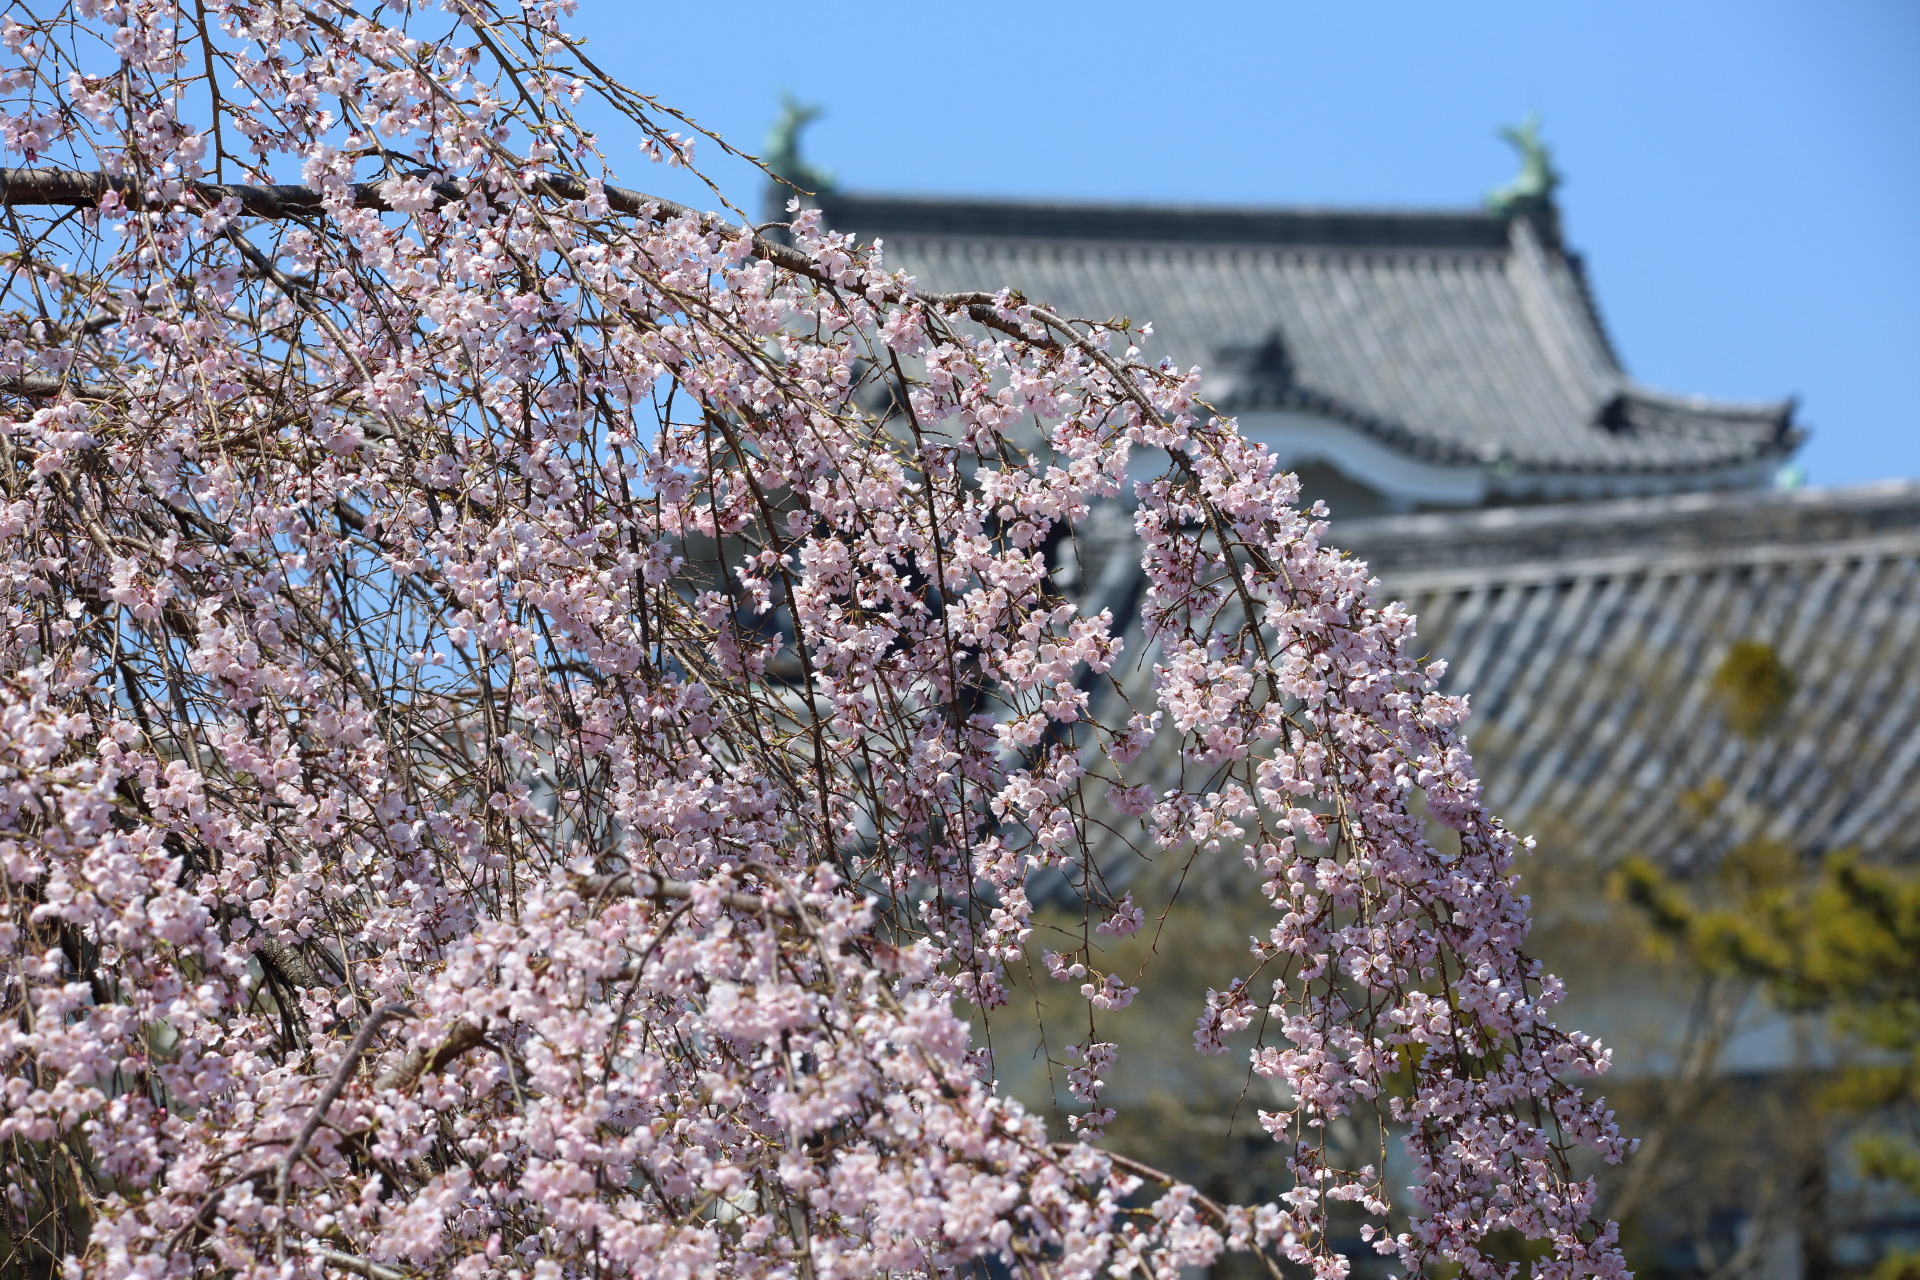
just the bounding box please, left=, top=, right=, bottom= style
left=372, top=1017, right=487, bottom=1093
left=274, top=1002, right=412, bottom=1262
left=314, top=1247, right=411, bottom=1280
left=578, top=869, right=797, bottom=919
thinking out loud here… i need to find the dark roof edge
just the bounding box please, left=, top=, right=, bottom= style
left=1561, top=251, right=1626, bottom=372
left=1616, top=382, right=1798, bottom=424
left=1334, top=479, right=1920, bottom=577
left=816, top=192, right=1513, bottom=251
left=1217, top=382, right=1797, bottom=475
left=1211, top=384, right=1480, bottom=467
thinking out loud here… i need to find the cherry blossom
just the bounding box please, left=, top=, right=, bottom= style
left=0, top=3, right=1631, bottom=1278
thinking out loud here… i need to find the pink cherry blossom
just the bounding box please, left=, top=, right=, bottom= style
left=0, top=3, right=1631, bottom=1278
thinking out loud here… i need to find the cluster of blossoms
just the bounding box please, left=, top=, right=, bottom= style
left=0, top=2, right=1632, bottom=1278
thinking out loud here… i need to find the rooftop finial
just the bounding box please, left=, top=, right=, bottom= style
left=763, top=93, right=834, bottom=197
left=1485, top=112, right=1560, bottom=215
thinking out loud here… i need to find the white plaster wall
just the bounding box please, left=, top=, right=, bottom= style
left=1232, top=410, right=1486, bottom=511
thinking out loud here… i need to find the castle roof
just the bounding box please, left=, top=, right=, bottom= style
left=1337, top=480, right=1920, bottom=865
left=1043, top=481, right=1920, bottom=878
left=818, top=193, right=1800, bottom=480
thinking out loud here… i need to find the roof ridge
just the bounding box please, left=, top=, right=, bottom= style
left=1343, top=478, right=1920, bottom=533
left=817, top=191, right=1513, bottom=251
left=820, top=188, right=1805, bottom=480
left=822, top=190, right=1503, bottom=219
left=1503, top=215, right=1622, bottom=406
left=1332, top=481, right=1920, bottom=580
left=1615, top=381, right=1798, bottom=420
left=1370, top=529, right=1920, bottom=596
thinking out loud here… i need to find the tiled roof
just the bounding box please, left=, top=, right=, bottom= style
left=818, top=194, right=1800, bottom=478
left=1335, top=481, right=1920, bottom=866
left=1059, top=482, right=1920, bottom=887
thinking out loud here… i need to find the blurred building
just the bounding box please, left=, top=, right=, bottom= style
left=810, top=179, right=1920, bottom=872
left=821, top=191, right=1799, bottom=515
left=802, top=151, right=1920, bottom=1280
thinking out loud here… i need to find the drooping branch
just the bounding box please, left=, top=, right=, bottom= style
left=0, top=166, right=812, bottom=286
left=0, top=374, right=127, bottom=401
left=273, top=1003, right=413, bottom=1261
left=0, top=167, right=1061, bottom=347
left=372, top=1017, right=488, bottom=1093
left=0, top=1, right=1636, bottom=1271
left=576, top=869, right=801, bottom=919
left=313, top=1249, right=409, bottom=1280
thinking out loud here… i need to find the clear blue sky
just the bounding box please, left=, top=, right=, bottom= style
left=569, top=1, right=1920, bottom=487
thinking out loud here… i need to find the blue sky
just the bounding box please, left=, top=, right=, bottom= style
left=570, top=1, right=1919, bottom=487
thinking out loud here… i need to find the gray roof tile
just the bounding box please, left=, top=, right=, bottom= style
left=818, top=194, right=1800, bottom=477
left=1334, top=481, right=1920, bottom=864
left=1046, top=483, right=1920, bottom=896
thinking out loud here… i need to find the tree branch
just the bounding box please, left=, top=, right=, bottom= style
left=577, top=869, right=799, bottom=919
left=371, top=1017, right=487, bottom=1093
left=0, top=374, right=128, bottom=402
left=0, top=167, right=1072, bottom=346
left=0, top=165, right=824, bottom=273
left=314, top=1247, right=411, bottom=1280
left=274, top=1002, right=412, bottom=1261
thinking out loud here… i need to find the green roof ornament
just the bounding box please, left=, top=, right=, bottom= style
left=1485, top=112, right=1561, bottom=216
left=763, top=94, right=834, bottom=197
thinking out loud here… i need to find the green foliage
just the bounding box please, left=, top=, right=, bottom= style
left=1614, top=845, right=1920, bottom=1273
left=1610, top=839, right=1803, bottom=975
left=1872, top=1250, right=1920, bottom=1280
left=1710, top=639, right=1797, bottom=737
